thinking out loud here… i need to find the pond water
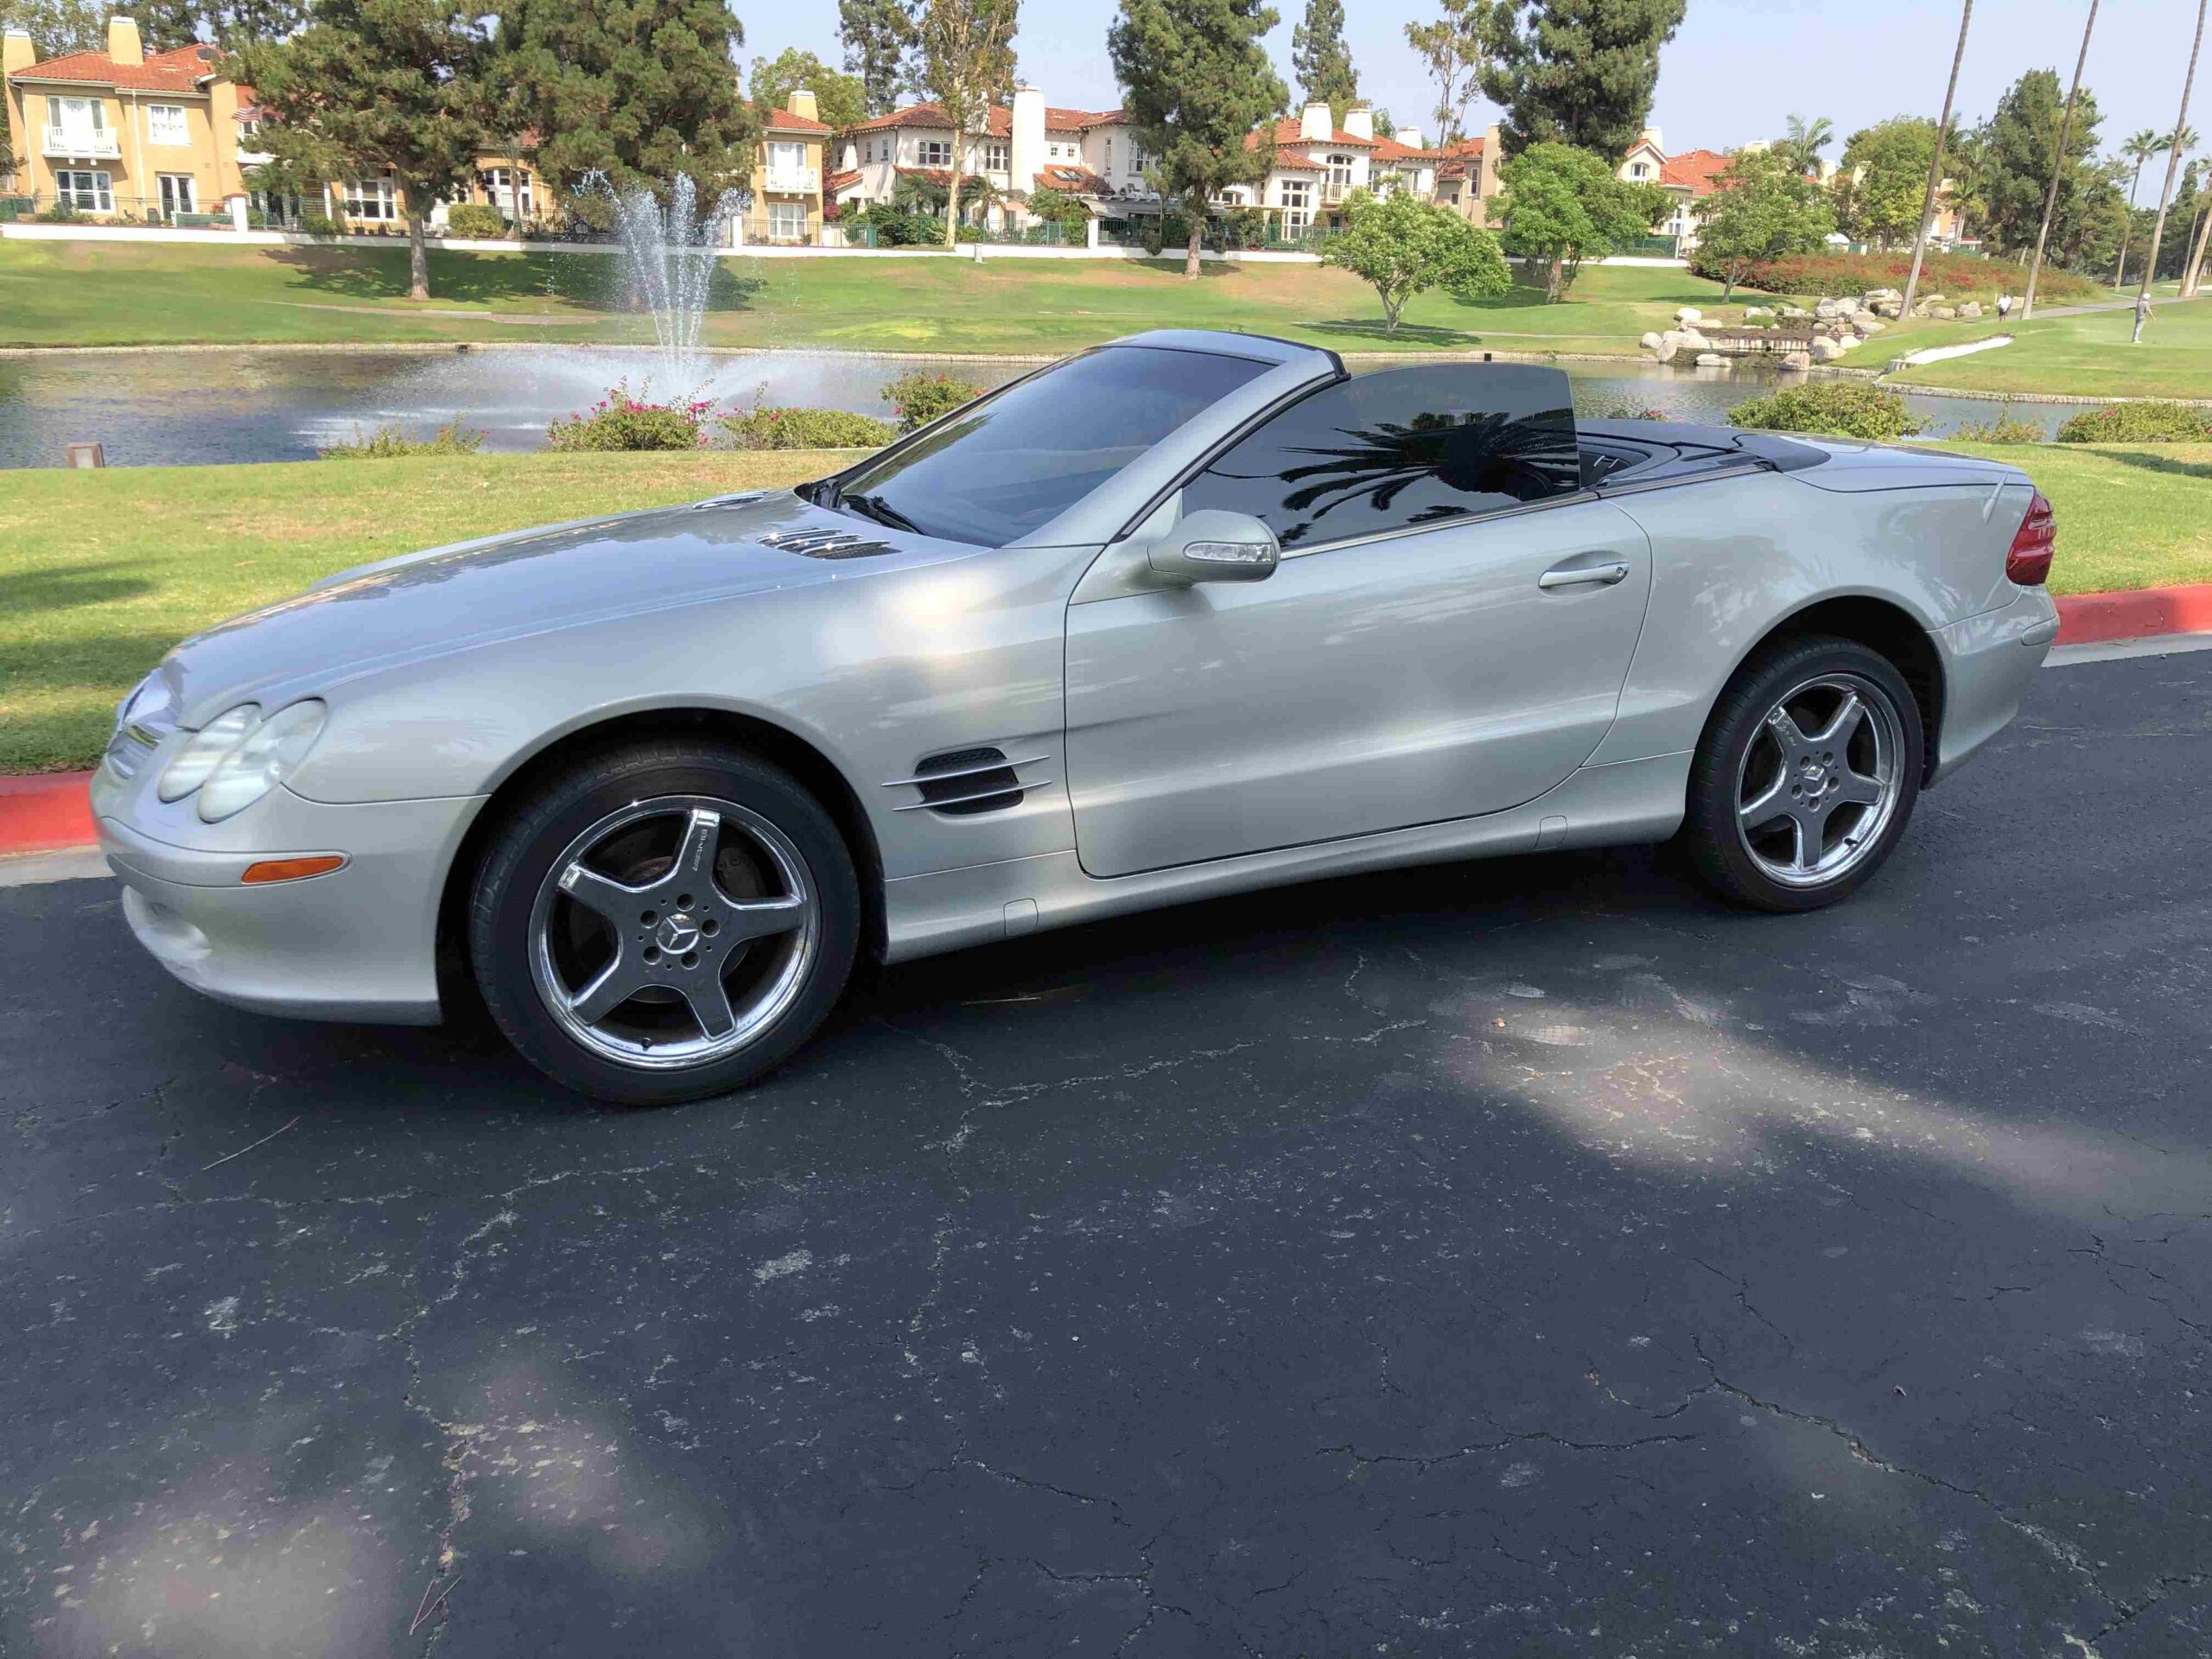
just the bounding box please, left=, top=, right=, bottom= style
left=0, top=346, right=2094, bottom=470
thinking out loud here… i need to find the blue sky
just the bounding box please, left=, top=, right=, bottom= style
left=744, top=0, right=2196, bottom=165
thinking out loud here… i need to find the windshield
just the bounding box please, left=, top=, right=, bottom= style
left=830, top=346, right=1272, bottom=546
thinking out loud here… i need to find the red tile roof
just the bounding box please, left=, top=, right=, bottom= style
left=1034, top=162, right=1109, bottom=193
left=1250, top=118, right=1377, bottom=151
left=1658, top=148, right=1731, bottom=195
left=824, top=168, right=863, bottom=194
left=1370, top=136, right=1446, bottom=163
left=11, top=41, right=225, bottom=92
left=749, top=101, right=830, bottom=134
left=845, top=101, right=1011, bottom=138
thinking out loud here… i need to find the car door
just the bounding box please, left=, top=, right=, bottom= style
left=1064, top=366, right=1653, bottom=880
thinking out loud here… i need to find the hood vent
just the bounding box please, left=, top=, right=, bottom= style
left=883, top=747, right=1051, bottom=817
left=759, top=528, right=894, bottom=560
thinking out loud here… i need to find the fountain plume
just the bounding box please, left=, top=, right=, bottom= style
left=577, top=171, right=744, bottom=397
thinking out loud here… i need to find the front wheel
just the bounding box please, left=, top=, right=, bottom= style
left=469, top=741, right=861, bottom=1103
left=1683, top=638, right=1924, bottom=912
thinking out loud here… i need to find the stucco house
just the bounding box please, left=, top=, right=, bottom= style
left=1618, top=129, right=1731, bottom=252
left=829, top=88, right=1139, bottom=232
left=1427, top=128, right=1505, bottom=227
left=741, top=91, right=830, bottom=244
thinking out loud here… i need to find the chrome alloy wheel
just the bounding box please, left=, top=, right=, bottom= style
left=527, top=796, right=821, bottom=1071
left=1732, top=672, right=1906, bottom=890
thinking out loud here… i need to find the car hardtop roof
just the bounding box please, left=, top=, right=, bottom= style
left=1104, top=329, right=1345, bottom=375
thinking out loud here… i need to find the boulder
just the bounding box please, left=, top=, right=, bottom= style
left=1931, top=305, right=1958, bottom=320
left=1855, top=315, right=1887, bottom=335
left=1694, top=352, right=1729, bottom=367
left=1779, top=304, right=1813, bottom=321
left=1873, top=301, right=1904, bottom=319
left=1831, top=296, right=1861, bottom=317
left=1782, top=350, right=1814, bottom=371
left=1743, top=306, right=1774, bottom=320
left=1958, top=301, right=1983, bottom=318
left=1639, top=331, right=1665, bottom=353
left=1675, top=306, right=1703, bottom=325
left=1814, top=298, right=1842, bottom=320
left=1866, top=287, right=1903, bottom=303
left=1810, top=335, right=1847, bottom=362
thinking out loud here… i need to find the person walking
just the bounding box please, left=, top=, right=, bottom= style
left=1996, top=290, right=2015, bottom=323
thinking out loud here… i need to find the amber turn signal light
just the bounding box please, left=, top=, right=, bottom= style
left=240, top=855, right=347, bottom=885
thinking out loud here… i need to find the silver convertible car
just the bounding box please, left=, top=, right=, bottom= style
left=94, top=331, right=2061, bottom=1102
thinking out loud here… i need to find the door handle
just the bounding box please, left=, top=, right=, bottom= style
left=1538, top=559, right=1631, bottom=592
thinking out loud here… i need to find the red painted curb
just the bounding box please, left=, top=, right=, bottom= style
left=3, top=587, right=2209, bottom=860
left=2054, top=582, right=2212, bottom=646
left=0, top=771, right=98, bottom=856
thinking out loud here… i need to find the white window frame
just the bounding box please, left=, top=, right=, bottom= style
left=981, top=141, right=1007, bottom=173
left=156, top=173, right=197, bottom=218
left=768, top=200, right=807, bottom=242
left=47, top=95, right=106, bottom=137
left=917, top=138, right=951, bottom=168
left=147, top=104, right=188, bottom=146
left=343, top=177, right=397, bottom=222
left=54, top=169, right=113, bottom=212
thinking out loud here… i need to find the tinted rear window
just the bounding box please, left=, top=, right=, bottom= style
left=1179, top=365, right=1580, bottom=549
left=830, top=346, right=1271, bottom=546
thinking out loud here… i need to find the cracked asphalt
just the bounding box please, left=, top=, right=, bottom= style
left=4, top=647, right=2209, bottom=1657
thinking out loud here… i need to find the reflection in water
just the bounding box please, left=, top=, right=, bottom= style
left=0, top=347, right=2103, bottom=470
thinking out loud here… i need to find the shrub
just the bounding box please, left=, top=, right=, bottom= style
left=1141, top=208, right=1195, bottom=257
left=1697, top=249, right=2101, bottom=306
left=2053, top=401, right=2212, bottom=445
left=1727, top=382, right=1928, bottom=442
left=35, top=202, right=78, bottom=223
left=319, top=420, right=487, bottom=459
left=1583, top=398, right=1667, bottom=420
left=721, top=405, right=897, bottom=450
left=1025, top=188, right=1090, bottom=237
left=297, top=212, right=339, bottom=237
left=1950, top=404, right=2046, bottom=443
left=844, top=204, right=943, bottom=247
left=547, top=385, right=712, bottom=451
left=443, top=203, right=509, bottom=239
left=883, top=370, right=982, bottom=431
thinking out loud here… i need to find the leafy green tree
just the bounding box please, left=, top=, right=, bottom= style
left=1478, top=0, right=1686, bottom=160
left=1404, top=0, right=1486, bottom=146
left=136, top=0, right=306, bottom=52
left=1109, top=0, right=1286, bottom=278
left=0, top=0, right=103, bottom=55
left=1321, top=187, right=1510, bottom=330
left=1291, top=0, right=1358, bottom=124
left=1978, top=67, right=2115, bottom=259
left=837, top=0, right=912, bottom=117
left=1692, top=146, right=1834, bottom=297
left=908, top=0, right=1016, bottom=247
left=235, top=0, right=491, bottom=301
left=748, top=47, right=867, bottom=130
left=1835, top=117, right=1940, bottom=247
left=495, top=0, right=756, bottom=207
left=1492, top=138, right=1668, bottom=299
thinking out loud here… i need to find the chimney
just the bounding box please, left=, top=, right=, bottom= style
left=1010, top=82, right=1046, bottom=198
left=106, top=15, right=144, bottom=66
left=1638, top=125, right=1663, bottom=157
left=786, top=86, right=818, bottom=123
left=1395, top=125, right=1422, bottom=150
left=1343, top=104, right=1373, bottom=142
left=1300, top=100, right=1332, bottom=142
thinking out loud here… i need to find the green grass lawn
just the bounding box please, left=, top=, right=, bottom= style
left=0, top=239, right=1733, bottom=357
left=3, top=442, right=2205, bottom=776
left=0, top=449, right=842, bottom=772
left=1866, top=296, right=2212, bottom=401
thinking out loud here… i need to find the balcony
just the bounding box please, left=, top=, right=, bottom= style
left=44, top=125, right=120, bottom=160
left=763, top=167, right=820, bottom=194
left=1319, top=179, right=1353, bottom=205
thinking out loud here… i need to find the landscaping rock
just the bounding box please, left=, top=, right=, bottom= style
left=1815, top=299, right=1842, bottom=320
left=1743, top=306, right=1774, bottom=320
left=1866, top=287, right=1903, bottom=303
left=1855, top=315, right=1886, bottom=334
left=1675, top=306, right=1703, bottom=324
left=1782, top=350, right=1814, bottom=371
left=1779, top=305, right=1813, bottom=321
left=1958, top=301, right=1983, bottom=319
left=1810, top=336, right=1847, bottom=362
left=1873, top=301, right=1904, bottom=319
left=1931, top=305, right=1958, bottom=320
left=1694, top=353, right=1728, bottom=367
left=1640, top=331, right=1665, bottom=353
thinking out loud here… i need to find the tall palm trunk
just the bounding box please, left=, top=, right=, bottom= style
left=2023, top=0, right=2098, bottom=320
left=2183, top=190, right=2212, bottom=296
left=2135, top=0, right=2208, bottom=341
left=1901, top=0, right=1974, bottom=322
left=2113, top=158, right=2147, bottom=286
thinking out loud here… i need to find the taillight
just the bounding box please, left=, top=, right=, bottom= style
left=2007, top=490, right=2056, bottom=587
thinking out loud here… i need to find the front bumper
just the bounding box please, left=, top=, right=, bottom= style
left=92, top=762, right=485, bottom=1026
left=1930, top=585, right=2062, bottom=785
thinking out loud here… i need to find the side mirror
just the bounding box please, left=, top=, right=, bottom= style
left=1146, top=509, right=1280, bottom=586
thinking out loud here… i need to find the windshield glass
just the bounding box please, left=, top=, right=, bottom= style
left=830, top=346, right=1272, bottom=546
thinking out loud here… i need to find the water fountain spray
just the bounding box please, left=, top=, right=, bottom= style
left=577, top=171, right=746, bottom=397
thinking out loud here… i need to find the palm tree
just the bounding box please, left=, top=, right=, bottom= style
left=2022, top=0, right=2099, bottom=320
left=2134, top=0, right=2207, bottom=343
left=2113, top=127, right=2162, bottom=285
left=1782, top=113, right=1835, bottom=175
left=1902, top=0, right=1975, bottom=322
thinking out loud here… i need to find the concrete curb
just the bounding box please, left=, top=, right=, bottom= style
left=5, top=584, right=2208, bottom=858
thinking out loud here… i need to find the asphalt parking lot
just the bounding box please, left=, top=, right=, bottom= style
left=3, top=645, right=2209, bottom=1658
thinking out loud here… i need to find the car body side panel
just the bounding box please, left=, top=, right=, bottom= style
left=1587, top=471, right=2036, bottom=767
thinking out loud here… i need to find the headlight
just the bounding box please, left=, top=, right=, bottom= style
left=197, top=700, right=327, bottom=822
left=115, top=671, right=162, bottom=734
left=157, top=702, right=259, bottom=802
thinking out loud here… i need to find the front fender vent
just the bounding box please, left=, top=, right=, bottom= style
left=883, top=747, right=1051, bottom=817
left=758, top=528, right=894, bottom=560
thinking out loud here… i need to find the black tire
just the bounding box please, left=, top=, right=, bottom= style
left=468, top=741, right=861, bottom=1104
left=1683, top=636, right=1924, bottom=912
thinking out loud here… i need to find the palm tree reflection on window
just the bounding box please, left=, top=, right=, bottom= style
left=1256, top=409, right=1580, bottom=547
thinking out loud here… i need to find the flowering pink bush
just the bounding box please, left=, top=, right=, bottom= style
left=547, top=383, right=715, bottom=451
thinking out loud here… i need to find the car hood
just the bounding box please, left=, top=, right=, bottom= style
left=153, top=491, right=961, bottom=726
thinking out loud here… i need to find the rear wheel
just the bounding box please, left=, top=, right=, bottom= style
left=469, top=742, right=860, bottom=1103
left=1683, top=638, right=1923, bottom=912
